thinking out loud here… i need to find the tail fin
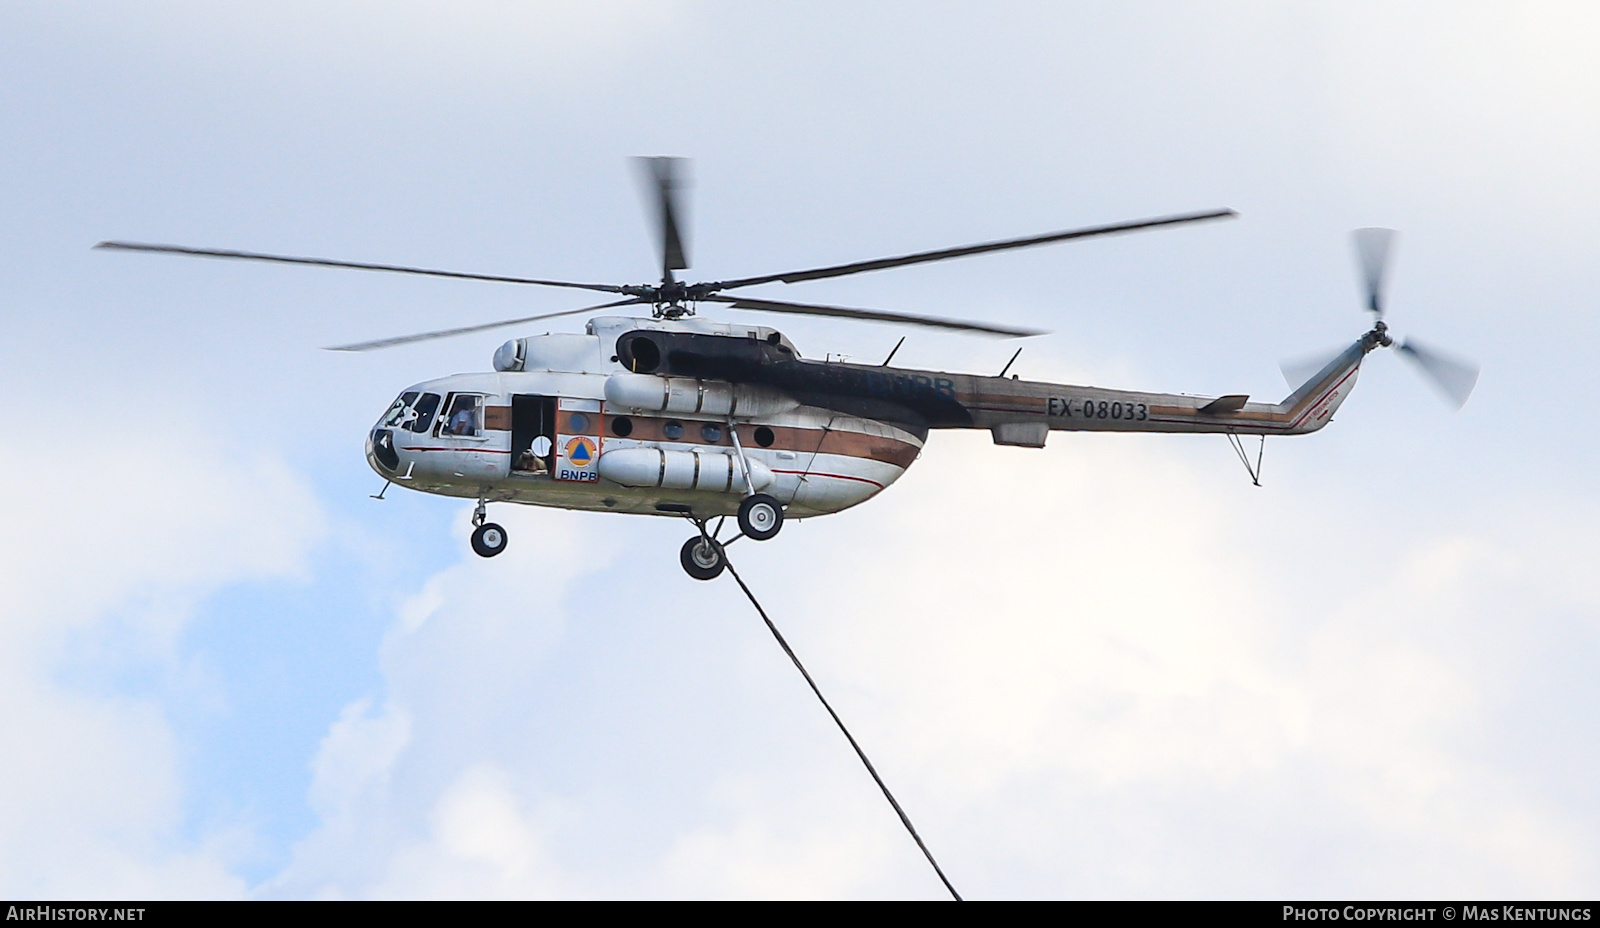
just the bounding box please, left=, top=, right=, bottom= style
left=1276, top=338, right=1369, bottom=433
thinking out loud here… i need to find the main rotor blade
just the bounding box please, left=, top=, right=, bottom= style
left=703, top=294, right=1045, bottom=338
left=1397, top=338, right=1479, bottom=409
left=634, top=156, right=689, bottom=283
left=323, top=296, right=647, bottom=351
left=95, top=241, right=632, bottom=295
left=1353, top=227, right=1396, bottom=316
left=709, top=209, right=1237, bottom=291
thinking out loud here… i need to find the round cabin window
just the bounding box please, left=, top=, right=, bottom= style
left=662, top=420, right=684, bottom=440
left=700, top=423, right=723, bottom=443
left=754, top=426, right=776, bottom=447
left=567, top=412, right=590, bottom=433
left=610, top=416, right=633, bottom=437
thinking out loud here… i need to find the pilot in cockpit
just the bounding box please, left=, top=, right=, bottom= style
left=443, top=397, right=480, bottom=437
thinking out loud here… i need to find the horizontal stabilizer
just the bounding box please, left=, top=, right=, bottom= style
left=991, top=421, right=1048, bottom=447
left=1199, top=394, right=1249, bottom=415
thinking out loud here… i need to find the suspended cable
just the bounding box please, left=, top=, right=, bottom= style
left=721, top=558, right=962, bottom=901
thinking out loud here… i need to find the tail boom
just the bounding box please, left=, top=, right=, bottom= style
left=944, top=330, right=1383, bottom=442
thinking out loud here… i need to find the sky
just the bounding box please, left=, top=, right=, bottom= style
left=1, top=0, right=1598, bottom=900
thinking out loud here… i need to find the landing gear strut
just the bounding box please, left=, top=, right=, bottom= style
left=470, top=494, right=507, bottom=558
left=677, top=425, right=784, bottom=579
left=726, top=423, right=784, bottom=542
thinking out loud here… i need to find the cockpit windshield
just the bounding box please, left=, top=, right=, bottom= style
left=380, top=391, right=441, bottom=433
left=382, top=392, right=419, bottom=426
left=409, top=393, right=441, bottom=432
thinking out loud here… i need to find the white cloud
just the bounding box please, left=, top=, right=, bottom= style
left=655, top=780, right=896, bottom=900
left=0, top=418, right=323, bottom=898
left=360, top=762, right=568, bottom=900
left=271, top=505, right=599, bottom=898
left=772, top=434, right=1598, bottom=897
left=73, top=0, right=686, bottom=96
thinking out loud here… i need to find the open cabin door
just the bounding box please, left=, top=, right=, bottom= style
left=510, top=395, right=557, bottom=477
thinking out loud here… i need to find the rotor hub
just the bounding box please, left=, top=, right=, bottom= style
left=1363, top=319, right=1394, bottom=351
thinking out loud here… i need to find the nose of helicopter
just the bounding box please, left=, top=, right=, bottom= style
left=368, top=427, right=401, bottom=474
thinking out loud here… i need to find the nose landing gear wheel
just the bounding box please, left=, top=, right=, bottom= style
left=680, top=535, right=727, bottom=580
left=471, top=522, right=508, bottom=558
left=737, top=493, right=784, bottom=541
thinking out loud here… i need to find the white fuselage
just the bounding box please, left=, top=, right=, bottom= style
left=365, top=317, right=923, bottom=520
left=365, top=313, right=1376, bottom=521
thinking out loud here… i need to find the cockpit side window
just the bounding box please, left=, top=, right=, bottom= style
left=440, top=393, right=484, bottom=438
left=382, top=391, right=420, bottom=427
left=407, top=393, right=442, bottom=433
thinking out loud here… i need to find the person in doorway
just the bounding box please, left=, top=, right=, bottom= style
left=515, top=448, right=548, bottom=474
left=517, top=435, right=553, bottom=474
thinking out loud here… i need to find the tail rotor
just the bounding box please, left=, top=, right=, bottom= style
left=1395, top=337, right=1479, bottom=410
left=1353, top=227, right=1396, bottom=318
left=1351, top=228, right=1479, bottom=409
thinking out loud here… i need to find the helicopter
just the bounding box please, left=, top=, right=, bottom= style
left=97, top=159, right=1477, bottom=580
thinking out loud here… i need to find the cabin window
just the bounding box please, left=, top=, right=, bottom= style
left=754, top=426, right=775, bottom=447
left=440, top=393, right=483, bottom=437
left=610, top=416, right=633, bottom=437
left=662, top=420, right=684, bottom=440
left=700, top=423, right=723, bottom=443
left=382, top=391, right=420, bottom=427
left=567, top=412, right=591, bottom=433
left=406, top=393, right=441, bottom=433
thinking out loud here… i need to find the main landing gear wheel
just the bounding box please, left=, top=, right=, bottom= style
left=471, top=522, right=508, bottom=558
left=737, top=494, right=784, bottom=541
left=680, top=535, right=727, bottom=580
